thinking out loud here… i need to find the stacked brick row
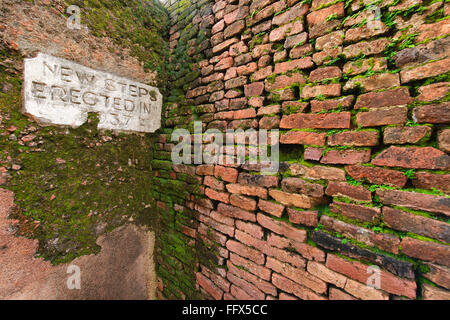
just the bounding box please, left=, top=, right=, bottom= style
left=158, top=0, right=450, bottom=300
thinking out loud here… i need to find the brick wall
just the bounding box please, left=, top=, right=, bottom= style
left=154, top=0, right=450, bottom=300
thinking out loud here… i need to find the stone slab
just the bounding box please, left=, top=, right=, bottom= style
left=23, top=53, right=162, bottom=133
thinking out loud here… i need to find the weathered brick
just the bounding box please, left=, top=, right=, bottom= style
left=321, top=215, right=400, bottom=254
left=376, top=189, right=450, bottom=217
left=284, top=32, right=308, bottom=49
left=325, top=181, right=372, bottom=202
left=273, top=2, right=309, bottom=26
left=272, top=273, right=326, bottom=300
left=309, top=66, right=342, bottom=82
left=227, top=240, right=265, bottom=265
left=280, top=112, right=351, bottom=129
left=269, top=20, right=304, bottom=42
left=196, top=272, right=224, bottom=300
left=383, top=126, right=431, bottom=145
left=345, top=23, right=389, bottom=42
left=226, top=183, right=268, bottom=199
left=423, top=263, right=450, bottom=290
left=422, top=283, right=450, bottom=300
left=224, top=6, right=249, bottom=25
left=287, top=208, right=318, bottom=227
left=218, top=203, right=256, bottom=222
left=236, top=220, right=264, bottom=239
left=258, top=199, right=285, bottom=218
left=281, top=177, right=324, bottom=198
left=307, top=261, right=347, bottom=288
left=230, top=194, right=257, bottom=211
left=301, top=83, right=341, bottom=99
left=224, top=20, right=245, bottom=38
left=214, top=165, right=238, bottom=183
left=328, top=131, right=379, bottom=147
left=274, top=57, right=314, bottom=74
left=343, top=57, right=387, bottom=76
left=315, top=31, right=344, bottom=50
left=356, top=106, right=408, bottom=127
left=343, top=38, right=390, bottom=58
left=330, top=201, right=381, bottom=223
left=438, top=129, right=450, bottom=153
left=269, top=189, right=324, bottom=209
left=344, top=73, right=400, bottom=92
left=230, top=253, right=271, bottom=281
left=265, top=73, right=306, bottom=91
left=345, top=164, right=407, bottom=188
left=413, top=171, right=450, bottom=193
left=257, top=212, right=307, bottom=242
left=354, top=87, right=413, bottom=109
left=401, top=58, right=450, bottom=83
left=238, top=173, right=279, bottom=188
left=383, top=207, right=450, bottom=243
left=329, top=288, right=356, bottom=300
left=417, top=82, right=449, bottom=102
left=321, top=149, right=371, bottom=165
left=266, top=257, right=327, bottom=294
left=371, top=146, right=450, bottom=170
left=310, top=96, right=353, bottom=113
left=227, top=261, right=277, bottom=295
left=280, top=131, right=327, bottom=145
left=344, top=279, right=389, bottom=300
left=205, top=187, right=230, bottom=203
left=401, top=237, right=450, bottom=267
left=413, top=102, right=450, bottom=124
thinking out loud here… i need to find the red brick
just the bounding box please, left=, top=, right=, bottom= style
left=227, top=261, right=277, bottom=296
left=258, top=199, right=285, bottom=218
left=309, top=67, right=342, bottom=82
left=272, top=273, right=326, bottom=300
left=227, top=272, right=265, bottom=300
left=257, top=212, right=307, bottom=242
left=230, top=252, right=271, bottom=281
left=344, top=279, right=389, bottom=300
left=290, top=43, right=314, bottom=59
left=345, top=73, right=400, bottom=92
left=214, top=165, right=238, bottom=183
left=307, top=261, right=347, bottom=288
left=224, top=6, right=249, bottom=25
left=401, top=237, right=450, bottom=267
left=284, top=32, right=308, bottom=49
left=320, top=215, right=400, bottom=254
left=225, top=76, right=247, bottom=89
left=266, top=233, right=325, bottom=262
left=304, top=147, right=324, bottom=161
left=354, top=87, right=413, bottom=109
left=215, top=56, right=234, bottom=71
left=328, top=131, right=379, bottom=147
left=423, top=263, right=450, bottom=290
left=383, top=126, right=432, bottom=145
left=233, top=108, right=256, bottom=119
left=417, top=20, right=450, bottom=42
left=238, top=173, right=279, bottom=188
left=287, top=208, right=318, bottom=227
left=321, top=149, right=371, bottom=165
left=330, top=201, right=381, bottom=223
left=230, top=194, right=257, bottom=211
left=281, top=100, right=308, bottom=113
left=227, top=240, right=265, bottom=265
left=280, top=131, right=326, bottom=145
left=326, top=254, right=416, bottom=299
left=266, top=257, right=327, bottom=294
left=315, top=30, right=344, bottom=50
left=307, top=3, right=344, bottom=26
left=325, top=181, right=372, bottom=202
left=356, top=106, right=408, bottom=127
left=199, top=214, right=235, bottom=237
left=345, top=164, right=407, bottom=188
left=205, top=188, right=230, bottom=203
left=218, top=203, right=256, bottom=222
left=280, top=112, right=351, bottom=129
left=265, top=73, right=306, bottom=91
left=213, top=37, right=239, bottom=54
left=269, top=189, right=324, bottom=209
left=438, top=129, right=450, bottom=153
left=401, top=58, right=450, bottom=83
left=310, top=96, right=353, bottom=113
left=343, top=38, right=390, bottom=58
left=417, top=82, right=449, bottom=102
left=251, top=65, right=273, bottom=81
left=281, top=177, right=324, bottom=198
left=248, top=0, right=285, bottom=25
left=344, top=57, right=387, bottom=76
left=274, top=57, right=314, bottom=74
left=236, top=220, right=264, bottom=239
left=196, top=272, right=224, bottom=300
left=383, top=207, right=450, bottom=243
left=345, top=23, right=389, bottom=42
left=272, top=2, right=309, bottom=26
left=422, top=283, right=450, bottom=300
left=244, top=82, right=264, bottom=97
left=269, top=20, right=304, bottom=42
left=226, top=183, right=268, bottom=199
left=224, top=20, right=245, bottom=38
left=413, top=171, right=450, bottom=193
left=376, top=189, right=450, bottom=217
left=413, top=102, right=450, bottom=124
left=329, top=288, right=356, bottom=300
left=259, top=116, right=280, bottom=129
left=301, top=83, right=341, bottom=99
left=372, top=146, right=450, bottom=170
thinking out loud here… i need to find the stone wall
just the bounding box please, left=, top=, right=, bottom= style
left=155, top=0, right=450, bottom=300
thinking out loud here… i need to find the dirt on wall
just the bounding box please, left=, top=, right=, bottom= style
left=0, top=0, right=169, bottom=299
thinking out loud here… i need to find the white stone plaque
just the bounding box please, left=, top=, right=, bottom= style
left=23, top=53, right=162, bottom=133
